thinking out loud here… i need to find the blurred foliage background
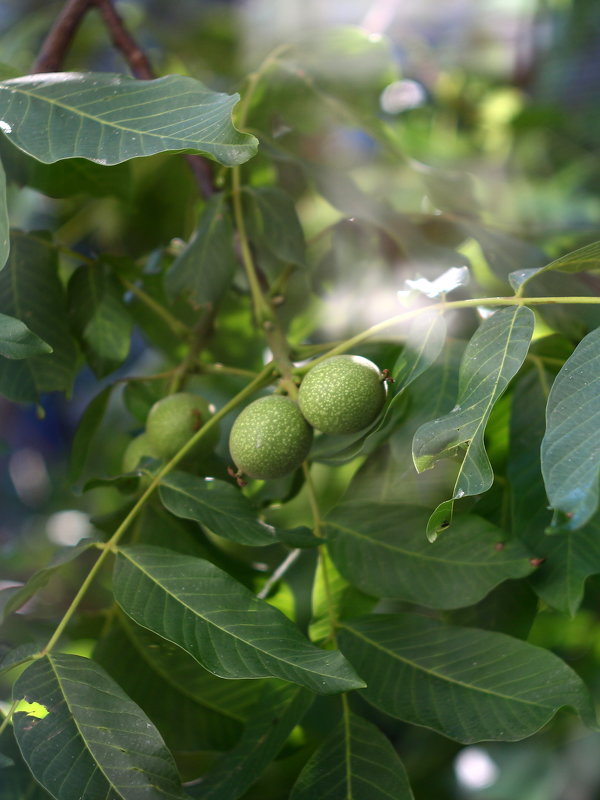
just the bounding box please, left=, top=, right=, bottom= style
left=2, top=1, right=600, bottom=798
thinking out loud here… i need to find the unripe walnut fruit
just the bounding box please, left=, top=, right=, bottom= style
left=122, top=432, right=157, bottom=473
left=229, top=395, right=313, bottom=480
left=146, top=392, right=219, bottom=460
left=298, top=355, right=387, bottom=434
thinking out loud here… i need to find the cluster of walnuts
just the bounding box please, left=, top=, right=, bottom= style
left=123, top=355, right=388, bottom=483
left=229, top=355, right=388, bottom=481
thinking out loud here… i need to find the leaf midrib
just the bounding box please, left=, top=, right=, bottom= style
left=118, top=549, right=356, bottom=686
left=0, top=83, right=243, bottom=149
left=341, top=623, right=556, bottom=710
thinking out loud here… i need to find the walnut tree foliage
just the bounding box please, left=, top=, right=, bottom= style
left=2, top=3, right=600, bottom=799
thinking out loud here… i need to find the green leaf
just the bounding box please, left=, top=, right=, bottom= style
left=0, top=312, right=52, bottom=358
left=339, top=614, right=596, bottom=743
left=541, top=326, right=600, bottom=532
left=67, top=263, right=132, bottom=377
left=113, top=544, right=365, bottom=694
left=0, top=157, right=8, bottom=269
left=12, top=653, right=186, bottom=799
left=413, top=306, right=534, bottom=538
left=325, top=504, right=533, bottom=610
left=94, top=614, right=254, bottom=752
left=67, top=384, right=115, bottom=484
left=159, top=471, right=277, bottom=546
left=166, top=193, right=237, bottom=308
left=0, top=72, right=257, bottom=167
left=309, top=548, right=375, bottom=642
left=244, top=186, right=305, bottom=271
left=0, top=643, right=39, bottom=678
left=186, top=682, right=312, bottom=799
left=290, top=712, right=414, bottom=800
left=0, top=539, right=96, bottom=622
left=509, top=239, right=600, bottom=292
left=0, top=231, right=77, bottom=402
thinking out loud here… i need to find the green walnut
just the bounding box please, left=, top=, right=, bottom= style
left=122, top=432, right=157, bottom=473
left=229, top=395, right=313, bottom=480
left=298, top=355, right=387, bottom=434
left=146, top=391, right=219, bottom=460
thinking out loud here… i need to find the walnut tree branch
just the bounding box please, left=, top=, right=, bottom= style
left=31, top=0, right=215, bottom=197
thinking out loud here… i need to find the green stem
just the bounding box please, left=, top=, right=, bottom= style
left=295, top=295, right=600, bottom=372
left=41, top=363, right=277, bottom=655
left=303, top=462, right=338, bottom=645
left=119, top=276, right=191, bottom=338
left=0, top=699, right=18, bottom=738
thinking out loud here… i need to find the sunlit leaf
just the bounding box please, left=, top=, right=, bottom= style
left=166, top=192, right=237, bottom=308
left=113, top=544, right=365, bottom=694
left=290, top=712, right=414, bottom=800
left=325, top=504, right=533, bottom=610
left=339, top=614, right=596, bottom=743
left=541, top=326, right=600, bottom=532
left=309, top=548, right=375, bottom=642
left=0, top=312, right=52, bottom=358
left=159, top=471, right=277, bottom=546
left=0, top=72, right=257, bottom=166
left=12, top=653, right=186, bottom=799
left=509, top=240, right=600, bottom=292
left=186, top=682, right=312, bottom=799
left=413, top=306, right=534, bottom=538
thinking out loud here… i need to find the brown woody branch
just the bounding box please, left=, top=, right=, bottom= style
left=31, top=0, right=214, bottom=197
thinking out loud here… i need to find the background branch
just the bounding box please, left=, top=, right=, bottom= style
left=31, top=0, right=214, bottom=197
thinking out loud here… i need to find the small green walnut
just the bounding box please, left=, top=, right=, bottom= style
left=298, top=355, right=387, bottom=434
left=146, top=392, right=219, bottom=460
left=122, top=432, right=157, bottom=473
left=229, top=395, right=313, bottom=480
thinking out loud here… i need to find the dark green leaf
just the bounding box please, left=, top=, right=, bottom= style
left=325, top=504, right=533, bottom=609
left=0, top=312, right=52, bottom=358
left=113, top=544, right=365, bottom=694
left=186, top=682, right=312, bottom=799
left=541, top=326, right=600, bottom=532
left=166, top=193, right=237, bottom=308
left=0, top=73, right=257, bottom=166
left=0, top=643, right=39, bottom=677
left=67, top=264, right=132, bottom=377
left=1, top=539, right=96, bottom=622
left=509, top=239, right=600, bottom=292
left=67, top=384, right=114, bottom=483
left=12, top=653, right=186, bottom=799
left=159, top=471, right=277, bottom=546
left=244, top=186, right=305, bottom=271
left=339, top=614, right=596, bottom=742
left=94, top=614, right=254, bottom=752
left=290, top=712, right=414, bottom=800
left=413, top=306, right=534, bottom=538
left=0, top=231, right=77, bottom=402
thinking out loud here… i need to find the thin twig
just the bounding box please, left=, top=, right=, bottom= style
left=31, top=0, right=92, bottom=73
left=257, top=548, right=302, bottom=600
left=31, top=0, right=214, bottom=197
